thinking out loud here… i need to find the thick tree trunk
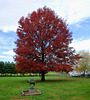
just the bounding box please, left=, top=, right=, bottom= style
left=41, top=43, right=45, bottom=81
left=41, top=71, right=45, bottom=81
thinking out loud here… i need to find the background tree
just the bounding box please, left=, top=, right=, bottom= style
left=0, top=61, right=4, bottom=75
left=10, top=62, right=17, bottom=75
left=4, top=62, right=9, bottom=75
left=0, top=61, right=16, bottom=76
left=77, top=50, right=90, bottom=76
left=14, top=6, right=81, bottom=81
left=4, top=61, right=16, bottom=76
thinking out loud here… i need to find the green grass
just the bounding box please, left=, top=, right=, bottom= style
left=46, top=72, right=70, bottom=77
left=0, top=75, right=90, bottom=100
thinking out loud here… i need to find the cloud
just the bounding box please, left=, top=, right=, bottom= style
left=70, top=39, right=90, bottom=51
left=0, top=55, right=12, bottom=58
left=0, top=0, right=90, bottom=32
left=47, top=0, right=90, bottom=24
left=0, top=36, right=16, bottom=50
left=64, top=0, right=90, bottom=24
left=0, top=0, right=51, bottom=32
left=3, top=50, right=15, bottom=56
left=0, top=26, right=18, bottom=32
left=0, top=31, right=17, bottom=62
left=0, top=46, right=10, bottom=50
left=0, top=55, right=14, bottom=62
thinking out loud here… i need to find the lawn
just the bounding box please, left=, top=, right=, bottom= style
left=0, top=73, right=90, bottom=100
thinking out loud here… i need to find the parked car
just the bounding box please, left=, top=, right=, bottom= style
left=69, top=71, right=90, bottom=78
left=69, top=71, right=81, bottom=77
left=85, top=71, right=90, bottom=78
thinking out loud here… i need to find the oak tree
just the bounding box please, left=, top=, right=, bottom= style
left=14, top=6, right=80, bottom=81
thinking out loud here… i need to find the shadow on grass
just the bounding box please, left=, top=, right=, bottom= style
left=13, top=77, right=79, bottom=84
left=37, top=78, right=77, bottom=83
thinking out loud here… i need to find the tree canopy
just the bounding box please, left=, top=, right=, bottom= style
left=14, top=6, right=81, bottom=81
left=76, top=50, right=90, bottom=76
left=0, top=61, right=16, bottom=75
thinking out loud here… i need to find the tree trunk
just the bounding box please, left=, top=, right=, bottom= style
left=41, top=71, right=45, bottom=81
left=23, top=73, right=24, bottom=76
left=83, top=70, right=85, bottom=77
left=41, top=43, right=45, bottom=81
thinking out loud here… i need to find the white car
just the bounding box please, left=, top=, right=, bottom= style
left=69, top=71, right=90, bottom=77
left=69, top=71, right=83, bottom=77
left=85, top=71, right=90, bottom=78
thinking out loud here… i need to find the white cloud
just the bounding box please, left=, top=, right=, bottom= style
left=70, top=39, right=90, bottom=51
left=0, top=46, right=10, bottom=50
left=0, top=0, right=90, bottom=32
left=0, top=37, right=8, bottom=45
left=0, top=55, right=14, bottom=62
left=0, top=55, right=12, bottom=58
left=46, top=0, right=90, bottom=24
left=0, top=36, right=15, bottom=49
left=0, top=25, right=18, bottom=32
left=3, top=50, right=15, bottom=56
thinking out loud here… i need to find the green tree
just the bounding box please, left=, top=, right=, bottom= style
left=0, top=61, right=17, bottom=76
left=0, top=61, right=4, bottom=75
left=77, top=51, right=90, bottom=76
left=10, top=62, right=17, bottom=75
left=4, top=62, right=17, bottom=76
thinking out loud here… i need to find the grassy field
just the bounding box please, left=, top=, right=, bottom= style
left=0, top=73, right=90, bottom=100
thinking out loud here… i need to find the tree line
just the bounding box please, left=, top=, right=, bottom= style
left=0, top=61, right=17, bottom=76
left=0, top=61, right=40, bottom=76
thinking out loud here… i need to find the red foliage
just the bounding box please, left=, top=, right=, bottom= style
left=14, top=6, right=81, bottom=75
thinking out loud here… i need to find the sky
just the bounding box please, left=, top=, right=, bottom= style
left=0, top=0, right=90, bottom=62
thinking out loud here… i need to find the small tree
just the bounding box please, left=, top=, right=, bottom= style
left=14, top=6, right=81, bottom=81
left=77, top=50, right=90, bottom=76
